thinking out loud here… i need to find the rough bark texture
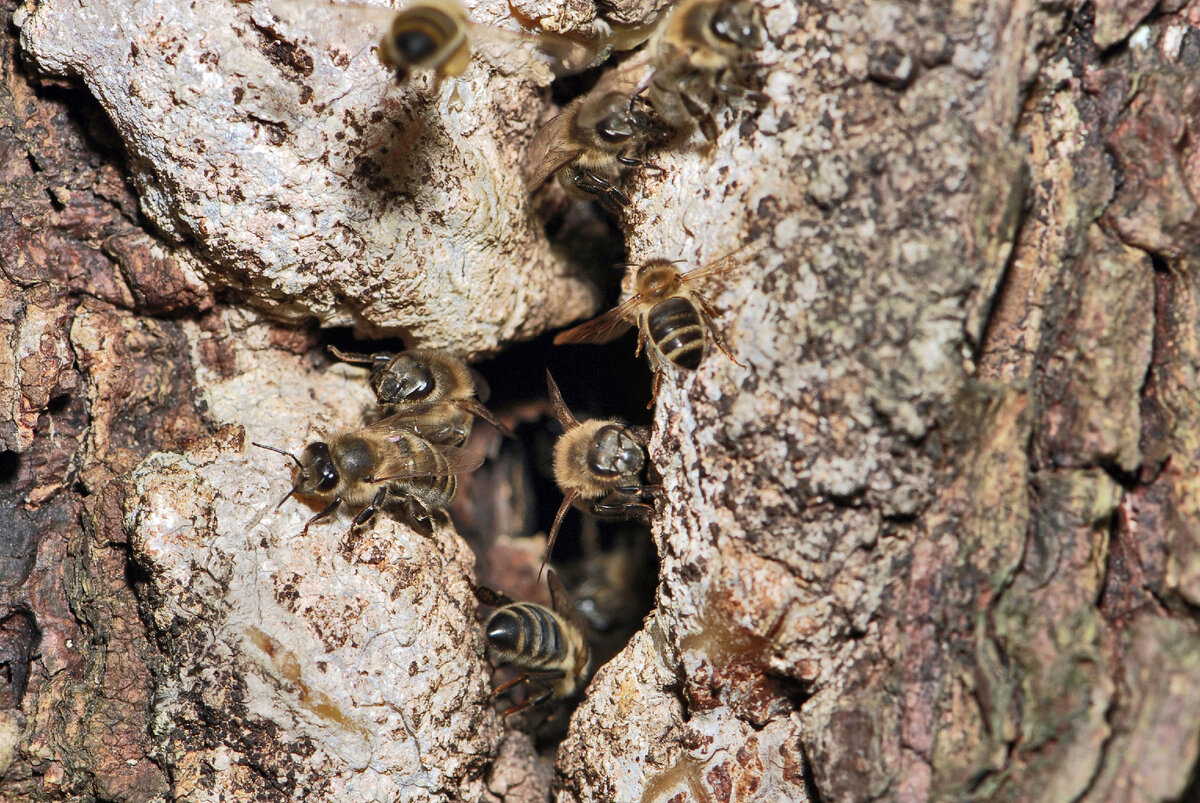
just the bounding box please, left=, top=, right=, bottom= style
left=4, top=0, right=1200, bottom=801
left=16, top=0, right=598, bottom=353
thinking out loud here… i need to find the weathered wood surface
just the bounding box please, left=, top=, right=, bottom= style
left=2, top=0, right=1200, bottom=801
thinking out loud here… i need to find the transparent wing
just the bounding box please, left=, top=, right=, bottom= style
left=376, top=442, right=484, bottom=479
left=468, top=20, right=598, bottom=77
left=452, top=398, right=513, bottom=438
left=552, top=300, right=639, bottom=346
left=525, top=111, right=581, bottom=189
left=546, top=569, right=588, bottom=633
left=679, top=239, right=765, bottom=288
left=590, top=48, right=658, bottom=97
left=268, top=0, right=397, bottom=39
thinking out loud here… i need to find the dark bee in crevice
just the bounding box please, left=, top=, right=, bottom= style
left=329, top=346, right=508, bottom=446
left=542, top=370, right=658, bottom=574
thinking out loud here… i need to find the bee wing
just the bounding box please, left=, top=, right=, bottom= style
left=467, top=20, right=597, bottom=77
left=268, top=0, right=397, bottom=39
left=525, top=112, right=582, bottom=189
left=679, top=239, right=766, bottom=288
left=590, top=49, right=658, bottom=98
left=552, top=300, right=639, bottom=346
left=376, top=443, right=485, bottom=479
left=546, top=569, right=588, bottom=634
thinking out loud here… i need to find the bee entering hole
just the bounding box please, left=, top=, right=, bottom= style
left=458, top=330, right=658, bottom=748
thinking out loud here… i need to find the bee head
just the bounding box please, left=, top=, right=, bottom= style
left=297, top=441, right=340, bottom=494
left=711, top=0, right=763, bottom=50
left=588, top=425, right=645, bottom=479
left=374, top=354, right=436, bottom=405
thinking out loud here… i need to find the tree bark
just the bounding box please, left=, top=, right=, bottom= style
left=3, top=0, right=1200, bottom=801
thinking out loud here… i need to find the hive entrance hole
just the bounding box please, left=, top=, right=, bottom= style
left=321, top=304, right=658, bottom=742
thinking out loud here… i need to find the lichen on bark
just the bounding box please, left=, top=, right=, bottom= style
left=5, top=0, right=1200, bottom=800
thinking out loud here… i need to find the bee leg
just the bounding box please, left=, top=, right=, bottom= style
left=472, top=583, right=517, bottom=608
left=616, top=148, right=664, bottom=176
left=498, top=673, right=562, bottom=722
left=352, top=487, right=389, bottom=528
left=302, top=498, right=342, bottom=535
left=634, top=323, right=647, bottom=358
left=647, top=369, right=664, bottom=405
left=573, top=171, right=630, bottom=209
left=700, top=309, right=745, bottom=368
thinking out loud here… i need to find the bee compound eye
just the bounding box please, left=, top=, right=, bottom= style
left=299, top=442, right=340, bottom=493
left=588, top=426, right=643, bottom=477
left=596, top=113, right=633, bottom=144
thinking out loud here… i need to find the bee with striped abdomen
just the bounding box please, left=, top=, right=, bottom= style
left=253, top=415, right=482, bottom=530
left=328, top=346, right=508, bottom=446
left=554, top=242, right=760, bottom=397
left=474, top=569, right=591, bottom=719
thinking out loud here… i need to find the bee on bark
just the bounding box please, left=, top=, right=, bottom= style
left=542, top=371, right=656, bottom=575
left=554, top=242, right=760, bottom=397
left=253, top=416, right=483, bottom=530
left=645, top=0, right=766, bottom=144
left=270, top=0, right=594, bottom=92
left=328, top=346, right=508, bottom=446
left=525, top=60, right=665, bottom=211
left=473, top=569, right=591, bottom=720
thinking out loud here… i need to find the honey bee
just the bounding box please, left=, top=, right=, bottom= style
left=473, top=569, right=591, bottom=719
left=270, top=0, right=594, bottom=91
left=252, top=416, right=483, bottom=530
left=542, top=371, right=656, bottom=575
left=328, top=346, right=508, bottom=446
left=645, top=0, right=766, bottom=143
left=524, top=60, right=665, bottom=211
left=554, top=242, right=759, bottom=396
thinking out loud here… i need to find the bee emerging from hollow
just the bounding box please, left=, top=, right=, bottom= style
left=270, top=0, right=596, bottom=93
left=328, top=345, right=509, bottom=446
left=253, top=416, right=483, bottom=533
left=646, top=0, right=767, bottom=145
left=474, top=569, right=591, bottom=723
left=554, top=241, right=760, bottom=398
left=525, top=60, right=668, bottom=212
left=541, top=371, right=658, bottom=575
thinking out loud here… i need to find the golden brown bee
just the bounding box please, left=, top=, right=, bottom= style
left=473, top=569, right=591, bottom=719
left=542, top=371, right=656, bottom=575
left=328, top=346, right=508, bottom=446
left=554, top=242, right=759, bottom=396
left=253, top=416, right=483, bottom=530
left=525, top=62, right=665, bottom=211
left=645, top=0, right=766, bottom=143
left=272, top=0, right=593, bottom=91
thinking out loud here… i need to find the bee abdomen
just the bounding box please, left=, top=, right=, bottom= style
left=485, top=604, right=565, bottom=667
left=648, top=297, right=705, bottom=371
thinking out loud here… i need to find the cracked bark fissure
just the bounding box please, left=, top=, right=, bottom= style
left=3, top=0, right=1200, bottom=801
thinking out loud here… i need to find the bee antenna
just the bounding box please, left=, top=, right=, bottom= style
left=327, top=345, right=375, bottom=365
left=273, top=487, right=296, bottom=512
left=251, top=441, right=302, bottom=468
left=540, top=491, right=577, bottom=581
